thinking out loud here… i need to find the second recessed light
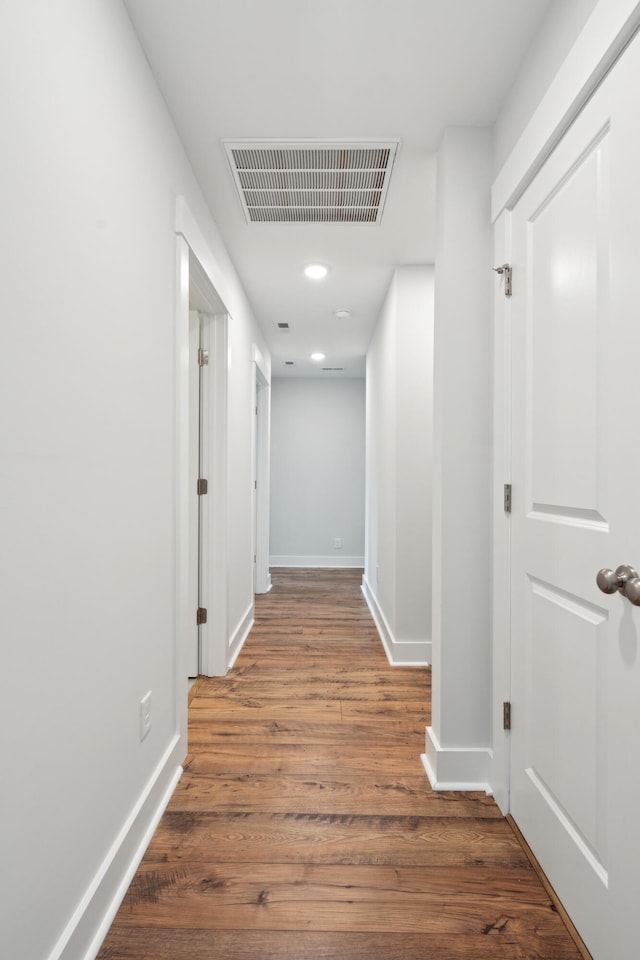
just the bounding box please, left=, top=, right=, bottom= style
left=304, top=263, right=329, bottom=280
left=310, top=352, right=326, bottom=361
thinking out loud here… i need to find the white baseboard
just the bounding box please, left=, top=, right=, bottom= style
left=227, top=600, right=255, bottom=670
left=361, top=575, right=431, bottom=666
left=50, top=734, right=184, bottom=960
left=422, top=726, right=492, bottom=793
left=270, top=555, right=364, bottom=568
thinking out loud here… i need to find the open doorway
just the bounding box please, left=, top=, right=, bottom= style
left=252, top=346, right=271, bottom=595
left=176, top=224, right=229, bottom=689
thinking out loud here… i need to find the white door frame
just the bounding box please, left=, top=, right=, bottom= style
left=252, top=345, right=271, bottom=594
left=490, top=0, right=640, bottom=810
left=176, top=198, right=229, bottom=680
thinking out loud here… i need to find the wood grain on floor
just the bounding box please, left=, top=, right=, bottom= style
left=98, top=568, right=581, bottom=960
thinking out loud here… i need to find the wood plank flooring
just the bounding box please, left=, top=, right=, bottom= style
left=98, top=568, right=581, bottom=960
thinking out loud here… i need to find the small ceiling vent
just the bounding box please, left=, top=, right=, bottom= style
left=223, top=139, right=399, bottom=224
left=277, top=322, right=290, bottom=329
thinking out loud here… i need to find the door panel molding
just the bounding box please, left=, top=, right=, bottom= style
left=494, top=33, right=640, bottom=956
left=492, top=0, right=640, bottom=220
left=490, top=0, right=639, bottom=819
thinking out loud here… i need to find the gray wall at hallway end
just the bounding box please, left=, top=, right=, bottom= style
left=270, top=378, right=365, bottom=565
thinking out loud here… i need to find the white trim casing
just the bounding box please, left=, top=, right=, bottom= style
left=361, top=575, right=431, bottom=667
left=422, top=728, right=492, bottom=794
left=492, top=0, right=640, bottom=218
left=176, top=197, right=229, bottom=305
left=489, top=210, right=512, bottom=816
left=175, top=237, right=191, bottom=727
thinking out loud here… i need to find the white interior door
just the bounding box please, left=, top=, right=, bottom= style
left=188, top=310, right=202, bottom=677
left=510, top=32, right=640, bottom=959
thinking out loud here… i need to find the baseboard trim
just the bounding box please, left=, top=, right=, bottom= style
left=361, top=575, right=431, bottom=666
left=51, top=734, right=184, bottom=960
left=422, top=726, right=492, bottom=793
left=227, top=601, right=254, bottom=671
left=270, top=555, right=365, bottom=568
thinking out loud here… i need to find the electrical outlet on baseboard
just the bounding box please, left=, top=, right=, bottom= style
left=334, top=537, right=342, bottom=549
left=140, top=691, right=152, bottom=741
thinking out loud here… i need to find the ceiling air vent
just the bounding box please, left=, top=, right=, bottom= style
left=277, top=322, right=290, bottom=329
left=223, top=139, right=399, bottom=224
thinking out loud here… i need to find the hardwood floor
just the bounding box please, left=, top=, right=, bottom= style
left=98, top=568, right=581, bottom=959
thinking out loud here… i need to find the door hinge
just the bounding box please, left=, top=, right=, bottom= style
left=198, top=347, right=209, bottom=366
left=504, top=483, right=512, bottom=513
left=196, top=607, right=207, bottom=625
left=197, top=478, right=208, bottom=496
left=503, top=701, right=512, bottom=731
left=493, top=263, right=512, bottom=297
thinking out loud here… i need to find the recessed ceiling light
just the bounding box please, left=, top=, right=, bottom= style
left=334, top=309, right=351, bottom=321
left=310, top=352, right=326, bottom=361
left=304, top=263, right=329, bottom=280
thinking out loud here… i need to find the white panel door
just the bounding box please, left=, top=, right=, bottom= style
left=510, top=32, right=640, bottom=960
left=188, top=310, right=201, bottom=678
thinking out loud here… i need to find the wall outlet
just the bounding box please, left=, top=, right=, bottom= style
left=334, top=537, right=342, bottom=549
left=140, top=691, right=152, bottom=741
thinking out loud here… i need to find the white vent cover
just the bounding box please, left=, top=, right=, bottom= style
left=223, top=139, right=399, bottom=224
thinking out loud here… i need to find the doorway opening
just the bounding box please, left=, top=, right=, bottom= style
left=253, top=346, right=271, bottom=595
left=176, top=223, right=229, bottom=695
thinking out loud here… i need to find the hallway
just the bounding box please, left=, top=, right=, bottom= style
left=98, top=569, right=581, bottom=959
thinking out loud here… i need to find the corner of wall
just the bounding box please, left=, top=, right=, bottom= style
left=422, top=727, right=492, bottom=794
left=227, top=600, right=255, bottom=671
left=361, top=575, right=431, bottom=667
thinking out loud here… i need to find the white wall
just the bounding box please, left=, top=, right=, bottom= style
left=0, top=3, right=268, bottom=959
left=363, top=266, right=433, bottom=665
left=270, top=378, right=365, bottom=567
left=493, top=0, right=599, bottom=172
left=425, top=128, right=493, bottom=790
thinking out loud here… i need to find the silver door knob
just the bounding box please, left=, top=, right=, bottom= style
left=597, top=564, right=640, bottom=595
left=624, top=578, right=640, bottom=606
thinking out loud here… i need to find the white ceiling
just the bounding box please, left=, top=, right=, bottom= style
left=123, top=0, right=552, bottom=378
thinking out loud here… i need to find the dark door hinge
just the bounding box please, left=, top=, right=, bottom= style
left=504, top=483, right=512, bottom=513
left=493, top=263, right=512, bottom=297
left=197, top=478, right=208, bottom=496
left=503, top=701, right=512, bottom=731
left=196, top=607, right=207, bottom=625
left=198, top=347, right=209, bottom=366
